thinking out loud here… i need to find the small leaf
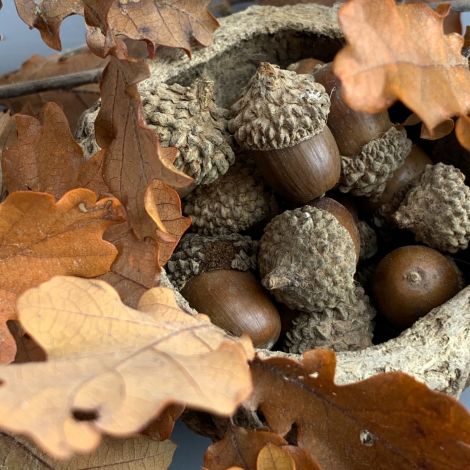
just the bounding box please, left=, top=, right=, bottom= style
left=257, top=443, right=296, bottom=470
left=3, top=102, right=84, bottom=199
left=0, top=277, right=254, bottom=458
left=0, top=189, right=124, bottom=363
left=96, top=57, right=193, bottom=239
left=144, top=179, right=192, bottom=268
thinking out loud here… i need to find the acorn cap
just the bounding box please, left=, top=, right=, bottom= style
left=140, top=78, right=235, bottom=186
left=183, top=158, right=274, bottom=235
left=393, top=163, right=470, bottom=253
left=259, top=205, right=357, bottom=312
left=228, top=62, right=330, bottom=151
left=357, top=220, right=378, bottom=261
left=166, top=233, right=258, bottom=290
left=339, top=126, right=412, bottom=198
left=284, top=286, right=375, bottom=353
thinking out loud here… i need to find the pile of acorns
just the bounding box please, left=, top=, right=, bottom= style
left=134, top=59, right=470, bottom=352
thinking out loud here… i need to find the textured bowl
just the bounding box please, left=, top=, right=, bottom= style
left=79, top=3, right=470, bottom=397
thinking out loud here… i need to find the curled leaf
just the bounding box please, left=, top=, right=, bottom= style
left=144, top=179, right=192, bottom=268
left=334, top=0, right=470, bottom=145
left=0, top=277, right=254, bottom=458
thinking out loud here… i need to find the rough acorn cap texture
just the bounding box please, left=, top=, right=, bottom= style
left=285, top=286, right=375, bottom=353
left=183, top=158, right=273, bottom=235
left=166, top=233, right=258, bottom=290
left=393, top=163, right=470, bottom=253
left=76, top=78, right=235, bottom=186
left=228, top=62, right=330, bottom=151
left=259, top=205, right=357, bottom=312
left=358, top=220, right=378, bottom=261
left=339, top=126, right=412, bottom=198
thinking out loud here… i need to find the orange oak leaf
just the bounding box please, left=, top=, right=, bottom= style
left=14, top=1, right=83, bottom=50
left=83, top=0, right=219, bottom=58
left=3, top=102, right=84, bottom=199
left=333, top=0, right=470, bottom=147
left=0, top=276, right=254, bottom=458
left=96, top=57, right=193, bottom=239
left=144, top=180, right=192, bottom=268
left=246, top=350, right=470, bottom=469
left=0, top=189, right=124, bottom=364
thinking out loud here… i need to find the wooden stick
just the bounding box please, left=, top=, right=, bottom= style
left=0, top=68, right=103, bottom=100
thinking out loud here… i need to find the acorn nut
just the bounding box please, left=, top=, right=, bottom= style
left=229, top=62, right=340, bottom=203
left=183, top=158, right=274, bottom=235
left=167, top=233, right=281, bottom=349
left=259, top=205, right=358, bottom=313
left=393, top=163, right=470, bottom=253
left=372, top=245, right=463, bottom=328
left=287, top=58, right=325, bottom=74
left=314, top=63, right=412, bottom=199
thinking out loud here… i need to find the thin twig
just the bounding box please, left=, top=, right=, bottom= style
left=0, top=68, right=103, bottom=100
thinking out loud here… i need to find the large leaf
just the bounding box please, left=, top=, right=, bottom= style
left=0, top=277, right=254, bottom=458
left=0, top=189, right=124, bottom=363
left=3, top=102, right=84, bottom=199
left=96, top=57, right=193, bottom=239
left=246, top=350, right=470, bottom=469
left=333, top=0, right=470, bottom=147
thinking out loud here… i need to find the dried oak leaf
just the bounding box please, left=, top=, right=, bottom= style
left=333, top=0, right=470, bottom=146
left=3, top=102, right=84, bottom=199
left=0, top=276, right=254, bottom=458
left=83, top=0, right=219, bottom=58
left=0, top=51, right=105, bottom=129
left=144, top=179, right=192, bottom=268
left=96, top=57, right=193, bottom=239
left=247, top=350, right=470, bottom=469
left=0, top=432, right=176, bottom=469
left=98, top=222, right=159, bottom=308
left=14, top=1, right=83, bottom=50
left=0, top=189, right=124, bottom=364
left=204, top=427, right=321, bottom=470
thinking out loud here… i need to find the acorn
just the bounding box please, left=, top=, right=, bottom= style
left=311, top=197, right=361, bottom=262
left=357, top=220, right=378, bottom=261
left=285, top=285, right=375, bottom=353
left=259, top=205, right=358, bottom=313
left=228, top=62, right=340, bottom=203
left=393, top=163, right=470, bottom=253
left=314, top=63, right=412, bottom=199
left=166, top=233, right=281, bottom=348
left=77, top=78, right=235, bottom=188
left=371, top=245, right=463, bottom=328
left=183, top=158, right=275, bottom=235
left=287, top=58, right=324, bottom=74
left=366, top=145, right=432, bottom=220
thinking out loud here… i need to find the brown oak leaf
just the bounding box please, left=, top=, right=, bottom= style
left=144, top=179, right=192, bottom=267
left=0, top=189, right=124, bottom=364
left=0, top=51, right=106, bottom=129
left=96, top=57, right=193, bottom=239
left=0, top=276, right=254, bottom=458
left=245, top=350, right=470, bottom=469
left=3, top=102, right=84, bottom=199
left=83, top=0, right=219, bottom=58
left=0, top=432, right=176, bottom=469
left=257, top=443, right=321, bottom=470
left=333, top=0, right=470, bottom=147
left=98, top=222, right=159, bottom=308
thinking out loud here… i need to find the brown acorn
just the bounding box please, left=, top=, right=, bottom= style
left=314, top=63, right=412, bottom=199
left=182, top=270, right=281, bottom=349
left=371, top=245, right=462, bottom=328
left=166, top=233, right=281, bottom=349
left=229, top=62, right=340, bottom=203
left=311, top=197, right=361, bottom=262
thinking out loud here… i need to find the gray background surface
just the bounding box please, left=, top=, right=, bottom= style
left=0, top=2, right=469, bottom=468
